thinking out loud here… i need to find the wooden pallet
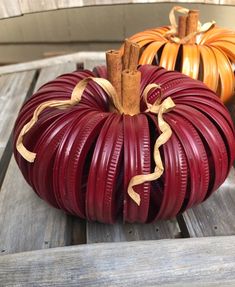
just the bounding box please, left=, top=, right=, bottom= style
left=0, top=55, right=235, bottom=286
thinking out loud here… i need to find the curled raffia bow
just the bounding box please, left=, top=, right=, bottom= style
left=16, top=77, right=175, bottom=206
left=165, top=6, right=215, bottom=44
left=127, top=84, right=175, bottom=206
left=16, top=77, right=124, bottom=163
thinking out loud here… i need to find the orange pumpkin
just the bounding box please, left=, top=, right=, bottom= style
left=126, top=6, right=235, bottom=103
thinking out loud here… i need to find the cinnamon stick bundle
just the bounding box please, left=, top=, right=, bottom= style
left=177, top=10, right=199, bottom=44
left=106, top=41, right=141, bottom=115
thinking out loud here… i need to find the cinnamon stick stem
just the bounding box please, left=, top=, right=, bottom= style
left=128, top=43, right=140, bottom=71
left=106, top=50, right=122, bottom=104
left=123, top=39, right=132, bottom=70
left=121, top=42, right=141, bottom=115
left=186, top=10, right=199, bottom=44
left=178, top=15, right=187, bottom=39
left=122, top=70, right=141, bottom=115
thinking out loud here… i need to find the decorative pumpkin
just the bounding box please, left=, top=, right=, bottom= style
left=126, top=6, right=235, bottom=103
left=13, top=44, right=235, bottom=224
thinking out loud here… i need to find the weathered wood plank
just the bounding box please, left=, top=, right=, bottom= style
left=179, top=167, right=235, bottom=237
left=34, top=62, right=77, bottom=91
left=83, top=57, right=106, bottom=70
left=1, top=236, right=235, bottom=286
left=0, top=52, right=105, bottom=75
left=0, top=63, right=80, bottom=255
left=20, top=0, right=58, bottom=14
left=1, top=0, right=234, bottom=20
left=0, top=158, right=70, bottom=255
left=0, top=0, right=21, bottom=19
left=219, top=0, right=235, bottom=4
left=0, top=70, right=36, bottom=186
left=0, top=70, right=35, bottom=161
left=87, top=219, right=181, bottom=243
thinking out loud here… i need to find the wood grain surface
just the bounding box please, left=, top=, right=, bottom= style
left=0, top=70, right=36, bottom=186
left=0, top=52, right=105, bottom=75
left=1, top=236, right=235, bottom=286
left=180, top=167, right=235, bottom=237
left=0, top=63, right=78, bottom=255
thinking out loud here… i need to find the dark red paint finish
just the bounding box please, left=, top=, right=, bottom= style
left=13, top=65, right=235, bottom=223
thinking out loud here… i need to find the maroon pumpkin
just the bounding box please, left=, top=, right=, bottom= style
left=13, top=65, right=235, bottom=224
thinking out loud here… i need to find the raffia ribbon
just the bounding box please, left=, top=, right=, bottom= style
left=127, top=84, right=175, bottom=206
left=16, top=77, right=175, bottom=206
left=16, top=77, right=124, bottom=162
left=165, top=6, right=215, bottom=44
